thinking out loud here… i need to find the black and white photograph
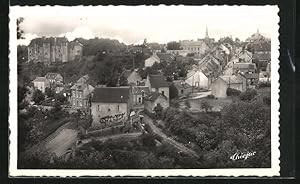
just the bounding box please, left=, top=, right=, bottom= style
left=9, top=5, right=280, bottom=176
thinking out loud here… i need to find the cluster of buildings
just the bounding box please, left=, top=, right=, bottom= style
left=27, top=37, right=83, bottom=64
left=30, top=29, right=271, bottom=130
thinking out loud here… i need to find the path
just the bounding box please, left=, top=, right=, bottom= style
left=79, top=132, right=142, bottom=146
left=141, top=113, right=199, bottom=158
left=26, top=121, right=78, bottom=157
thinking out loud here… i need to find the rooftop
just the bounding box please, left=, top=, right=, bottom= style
left=33, top=77, right=48, bottom=82
left=148, top=74, right=169, bottom=88
left=92, top=87, right=130, bottom=103
left=144, top=92, right=167, bottom=102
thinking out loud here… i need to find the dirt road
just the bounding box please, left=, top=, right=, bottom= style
left=141, top=114, right=199, bottom=158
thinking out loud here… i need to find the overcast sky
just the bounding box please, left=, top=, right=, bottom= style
left=15, top=5, right=278, bottom=45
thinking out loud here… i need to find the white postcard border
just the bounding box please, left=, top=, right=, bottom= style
left=9, top=5, right=280, bottom=177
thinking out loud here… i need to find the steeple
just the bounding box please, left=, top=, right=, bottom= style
left=256, top=28, right=260, bottom=34
left=205, top=26, right=209, bottom=38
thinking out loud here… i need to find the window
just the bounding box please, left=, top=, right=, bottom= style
left=138, top=97, right=142, bottom=103
left=161, top=91, right=165, bottom=96
left=108, top=108, right=111, bottom=112
left=97, top=105, right=100, bottom=111
left=79, top=100, right=82, bottom=107
left=117, top=105, right=120, bottom=112
left=181, top=89, right=184, bottom=94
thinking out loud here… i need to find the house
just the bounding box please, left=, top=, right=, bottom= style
left=237, top=50, right=253, bottom=63
left=145, top=74, right=170, bottom=99
left=70, top=76, right=94, bottom=109
left=211, top=74, right=246, bottom=98
left=156, top=53, right=175, bottom=63
left=144, top=92, right=169, bottom=113
left=76, top=74, right=89, bottom=84
left=198, top=53, right=222, bottom=78
left=253, top=53, right=271, bottom=63
left=241, top=73, right=259, bottom=88
left=144, top=53, right=160, bottom=68
left=54, top=83, right=65, bottom=94
left=185, top=67, right=211, bottom=89
left=166, top=50, right=189, bottom=57
left=233, top=63, right=256, bottom=74
left=91, top=87, right=132, bottom=126
left=171, top=80, right=192, bottom=97
left=33, top=77, right=50, bottom=93
left=45, top=72, right=63, bottom=86
left=180, top=40, right=210, bottom=55
left=131, top=86, right=150, bottom=106
left=123, top=70, right=142, bottom=85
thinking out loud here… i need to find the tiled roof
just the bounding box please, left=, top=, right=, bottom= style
left=132, top=86, right=150, bottom=94
left=219, top=75, right=244, bottom=84
left=123, top=70, right=132, bottom=79
left=233, top=63, right=256, bottom=70
left=92, top=87, right=130, bottom=103
left=70, top=83, right=94, bottom=91
left=144, top=92, right=167, bottom=102
left=33, top=77, right=47, bottom=82
left=253, top=53, right=271, bottom=61
left=77, top=75, right=89, bottom=83
left=45, top=72, right=61, bottom=80
left=172, top=80, right=192, bottom=89
left=156, top=53, right=174, bottom=62
left=252, top=42, right=271, bottom=52
left=241, top=73, right=259, bottom=79
left=148, top=74, right=169, bottom=88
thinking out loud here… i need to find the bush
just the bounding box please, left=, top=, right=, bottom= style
left=226, top=88, right=241, bottom=97
left=258, top=81, right=271, bottom=88
left=207, top=94, right=215, bottom=99
left=239, top=89, right=257, bottom=101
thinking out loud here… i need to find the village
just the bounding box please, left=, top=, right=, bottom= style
left=18, top=28, right=272, bottom=169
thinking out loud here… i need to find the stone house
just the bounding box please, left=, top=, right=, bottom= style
left=241, top=73, right=259, bottom=89
left=171, top=80, right=192, bottom=97
left=144, top=53, right=160, bottom=68
left=233, top=63, right=256, bottom=74
left=91, top=87, right=132, bottom=126
left=33, top=77, right=50, bottom=93
left=144, top=92, right=169, bottom=113
left=45, top=72, right=63, bottom=86
left=70, top=76, right=94, bottom=109
left=131, top=86, right=150, bottom=106
left=185, top=68, right=211, bottom=89
left=211, top=74, right=246, bottom=98
left=123, top=70, right=143, bottom=85
left=145, top=74, right=170, bottom=99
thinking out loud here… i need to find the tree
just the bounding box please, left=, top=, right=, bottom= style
left=153, top=103, right=163, bottom=119
left=45, top=87, right=55, bottom=98
left=239, top=89, right=257, bottom=101
left=17, top=17, right=24, bottom=39
left=32, top=89, right=45, bottom=105
left=201, top=101, right=212, bottom=113
left=141, top=133, right=157, bottom=148
left=166, top=41, right=182, bottom=50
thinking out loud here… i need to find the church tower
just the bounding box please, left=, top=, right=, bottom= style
left=205, top=26, right=209, bottom=39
